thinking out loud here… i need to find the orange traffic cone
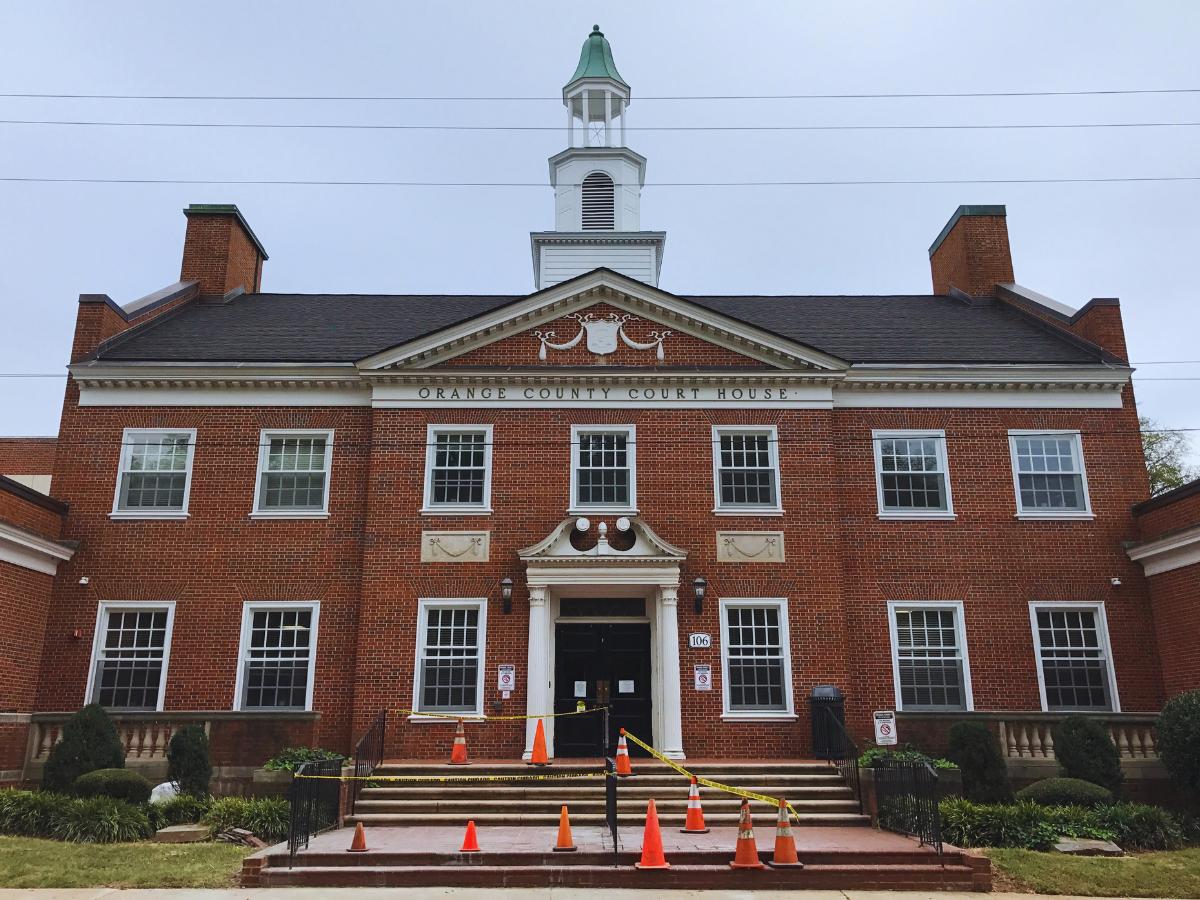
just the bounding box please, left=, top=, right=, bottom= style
left=729, top=798, right=765, bottom=869
left=615, top=729, right=633, bottom=776
left=634, top=799, right=670, bottom=869
left=448, top=718, right=469, bottom=766
left=680, top=776, right=709, bottom=833
left=346, top=821, right=368, bottom=852
left=527, top=718, right=550, bottom=766
left=768, top=799, right=802, bottom=867
left=460, top=820, right=480, bottom=853
left=553, top=805, right=577, bottom=852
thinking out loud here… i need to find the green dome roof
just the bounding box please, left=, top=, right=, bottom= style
left=567, top=25, right=627, bottom=87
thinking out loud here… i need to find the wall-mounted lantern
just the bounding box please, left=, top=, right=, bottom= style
left=500, top=577, right=514, bottom=614
left=693, top=576, right=707, bottom=615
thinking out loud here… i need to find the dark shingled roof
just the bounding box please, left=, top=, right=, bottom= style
left=95, top=290, right=1104, bottom=366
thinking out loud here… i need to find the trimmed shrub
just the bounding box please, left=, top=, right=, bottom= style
left=51, top=795, right=153, bottom=843
left=202, top=796, right=289, bottom=843
left=1095, top=802, right=1185, bottom=851
left=262, top=747, right=343, bottom=772
left=167, top=725, right=213, bottom=797
left=1053, top=716, right=1123, bottom=793
left=73, top=768, right=153, bottom=804
left=151, top=793, right=213, bottom=827
left=859, top=744, right=957, bottom=770
left=946, top=721, right=1012, bottom=803
left=0, top=790, right=64, bottom=837
left=1157, top=690, right=1200, bottom=796
left=42, top=704, right=126, bottom=793
left=1016, top=777, right=1113, bottom=808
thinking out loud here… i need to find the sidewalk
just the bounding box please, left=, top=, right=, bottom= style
left=0, top=890, right=1160, bottom=899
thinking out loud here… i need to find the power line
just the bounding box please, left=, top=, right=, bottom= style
left=3, top=88, right=1200, bottom=101
left=4, top=176, right=1199, bottom=188
left=4, top=117, right=1200, bottom=133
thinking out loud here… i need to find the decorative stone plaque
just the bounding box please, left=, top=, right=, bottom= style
left=715, top=531, right=785, bottom=563
left=421, top=531, right=490, bottom=563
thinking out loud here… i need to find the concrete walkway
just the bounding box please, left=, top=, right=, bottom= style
left=0, top=891, right=1160, bottom=899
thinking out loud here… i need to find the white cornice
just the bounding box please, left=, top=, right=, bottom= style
left=1127, top=524, right=1200, bottom=576
left=0, top=520, right=75, bottom=576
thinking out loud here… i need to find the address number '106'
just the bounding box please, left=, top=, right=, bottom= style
left=688, top=633, right=712, bottom=649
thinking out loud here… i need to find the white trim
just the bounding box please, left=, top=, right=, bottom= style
left=232, top=601, right=321, bottom=712
left=1028, top=601, right=1120, bottom=713
left=1127, top=523, right=1200, bottom=576
left=568, top=424, right=637, bottom=514
left=0, top=520, right=75, bottom=575
left=886, top=600, right=974, bottom=713
left=420, top=424, right=494, bottom=515
left=250, top=429, right=334, bottom=517
left=84, top=601, right=177, bottom=712
left=412, top=598, right=488, bottom=718
left=1008, top=430, right=1094, bottom=519
left=711, top=425, right=784, bottom=514
left=110, top=428, right=197, bottom=519
left=717, top=597, right=796, bottom=718
left=872, top=429, right=955, bottom=520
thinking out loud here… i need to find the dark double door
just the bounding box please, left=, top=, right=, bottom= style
left=553, top=622, right=652, bottom=757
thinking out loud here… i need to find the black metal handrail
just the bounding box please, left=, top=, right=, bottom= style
left=604, top=756, right=619, bottom=866
left=287, top=757, right=344, bottom=865
left=874, top=760, right=943, bottom=855
left=350, top=709, right=387, bottom=816
left=816, top=704, right=862, bottom=812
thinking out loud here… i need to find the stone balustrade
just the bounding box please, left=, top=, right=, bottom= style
left=28, top=712, right=213, bottom=766
left=995, top=714, right=1159, bottom=760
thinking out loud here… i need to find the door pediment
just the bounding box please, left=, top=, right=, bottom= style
left=520, top=516, right=687, bottom=567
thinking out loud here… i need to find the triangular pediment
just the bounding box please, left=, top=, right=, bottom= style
left=356, top=269, right=848, bottom=372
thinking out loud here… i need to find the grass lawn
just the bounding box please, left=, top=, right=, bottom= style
left=0, top=836, right=251, bottom=889
left=988, top=847, right=1200, bottom=897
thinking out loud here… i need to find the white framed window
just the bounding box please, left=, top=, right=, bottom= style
left=873, top=430, right=955, bottom=519
left=413, top=599, right=487, bottom=717
left=887, top=601, right=973, bottom=712
left=1009, top=430, right=1093, bottom=519
left=110, top=428, right=196, bottom=519
left=85, top=601, right=176, bottom=711
left=251, top=429, right=333, bottom=518
left=569, top=425, right=637, bottom=513
left=718, top=598, right=795, bottom=719
left=421, top=425, right=494, bottom=515
left=711, top=426, right=783, bottom=513
left=1029, top=602, right=1119, bottom=712
left=233, top=601, right=320, bottom=711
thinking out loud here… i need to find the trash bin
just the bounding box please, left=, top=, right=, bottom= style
left=809, top=684, right=846, bottom=759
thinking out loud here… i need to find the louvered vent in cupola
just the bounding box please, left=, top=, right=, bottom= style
left=581, top=172, right=615, bottom=230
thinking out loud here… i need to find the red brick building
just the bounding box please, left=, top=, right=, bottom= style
left=2, top=28, right=1181, bottom=782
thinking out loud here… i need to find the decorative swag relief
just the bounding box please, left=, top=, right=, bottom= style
left=534, top=312, right=671, bottom=361
left=421, top=531, right=490, bottom=563
left=715, top=531, right=786, bottom=563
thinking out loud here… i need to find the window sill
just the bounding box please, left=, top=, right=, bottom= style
left=420, top=507, right=493, bottom=516
left=407, top=713, right=485, bottom=724
left=720, top=712, right=798, bottom=722
left=1015, top=512, right=1095, bottom=521
left=567, top=507, right=639, bottom=516
left=249, top=511, right=330, bottom=520
left=877, top=511, right=956, bottom=521
left=712, top=508, right=785, bottom=516
left=109, top=511, right=189, bottom=521
left=234, top=708, right=315, bottom=714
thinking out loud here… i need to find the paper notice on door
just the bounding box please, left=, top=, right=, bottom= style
left=573, top=680, right=587, bottom=698
left=618, top=680, right=635, bottom=694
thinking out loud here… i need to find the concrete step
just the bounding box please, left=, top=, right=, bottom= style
left=373, top=763, right=836, bottom=777
left=358, top=785, right=855, bottom=801
left=353, top=798, right=864, bottom=813
left=345, top=812, right=872, bottom=827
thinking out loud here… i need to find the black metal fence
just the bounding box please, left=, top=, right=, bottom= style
left=604, top=756, right=619, bottom=865
left=874, top=760, right=943, bottom=855
left=350, top=709, right=387, bottom=816
left=815, top=704, right=862, bottom=812
left=287, top=757, right=344, bottom=865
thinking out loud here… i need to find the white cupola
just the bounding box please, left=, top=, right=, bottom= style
left=530, top=26, right=666, bottom=290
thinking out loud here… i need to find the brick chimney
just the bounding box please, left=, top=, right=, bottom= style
left=180, top=204, right=268, bottom=295
left=929, top=205, right=1014, bottom=297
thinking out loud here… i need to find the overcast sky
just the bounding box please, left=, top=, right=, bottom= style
left=1, top=2, right=1197, bottom=461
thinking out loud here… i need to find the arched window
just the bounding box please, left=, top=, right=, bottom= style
left=581, top=172, right=615, bottom=231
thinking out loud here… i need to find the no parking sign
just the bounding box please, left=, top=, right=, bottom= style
left=497, top=664, right=516, bottom=696
left=873, top=710, right=898, bottom=746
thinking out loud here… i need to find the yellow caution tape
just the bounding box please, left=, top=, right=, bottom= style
left=294, top=770, right=612, bottom=783
left=394, top=706, right=607, bottom=721
left=622, top=729, right=802, bottom=822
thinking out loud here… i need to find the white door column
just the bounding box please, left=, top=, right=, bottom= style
left=657, top=584, right=685, bottom=759
left=524, top=585, right=551, bottom=759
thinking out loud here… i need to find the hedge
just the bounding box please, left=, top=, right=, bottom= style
left=202, top=796, right=290, bottom=843
left=1015, top=777, right=1113, bottom=808
left=73, top=768, right=154, bottom=804
left=0, top=791, right=153, bottom=843
left=938, top=798, right=1185, bottom=851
